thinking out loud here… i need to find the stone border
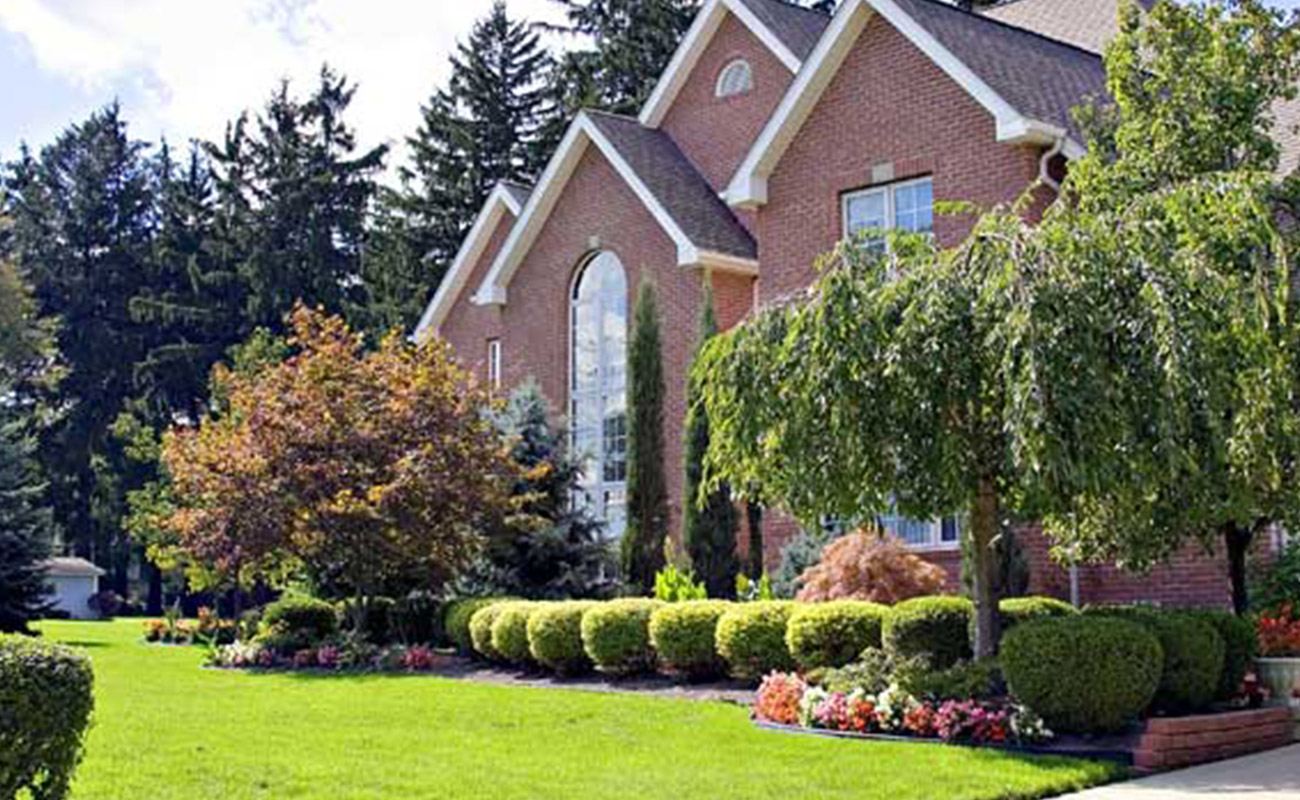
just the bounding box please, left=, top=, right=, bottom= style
left=1134, top=706, right=1294, bottom=771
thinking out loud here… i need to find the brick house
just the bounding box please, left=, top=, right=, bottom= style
left=416, top=0, right=1300, bottom=607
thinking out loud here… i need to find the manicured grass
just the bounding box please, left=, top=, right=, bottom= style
left=41, top=620, right=1119, bottom=800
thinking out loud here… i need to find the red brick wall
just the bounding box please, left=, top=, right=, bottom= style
left=439, top=211, right=514, bottom=381
left=660, top=12, right=795, bottom=193
left=486, top=145, right=722, bottom=540
left=757, top=13, right=1044, bottom=302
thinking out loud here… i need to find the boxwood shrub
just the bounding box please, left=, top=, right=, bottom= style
left=469, top=602, right=513, bottom=661
left=785, top=601, right=889, bottom=671
left=1001, top=616, right=1163, bottom=733
left=1086, top=607, right=1224, bottom=713
left=491, top=602, right=542, bottom=665
left=882, top=595, right=973, bottom=669
left=528, top=601, right=598, bottom=675
left=999, top=596, right=1076, bottom=630
left=1183, top=609, right=1256, bottom=701
left=443, top=598, right=503, bottom=653
left=649, top=600, right=732, bottom=678
left=716, top=601, right=796, bottom=680
left=581, top=598, right=663, bottom=675
left=0, top=636, right=95, bottom=800
left=257, top=595, right=339, bottom=652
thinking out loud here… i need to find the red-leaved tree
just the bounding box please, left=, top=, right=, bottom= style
left=161, top=306, right=514, bottom=607
left=796, top=530, right=947, bottom=604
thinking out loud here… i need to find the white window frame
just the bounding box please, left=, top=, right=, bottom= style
left=841, top=176, right=934, bottom=243
left=568, top=252, right=628, bottom=542
left=876, top=497, right=962, bottom=552
left=715, top=59, right=754, bottom=98
left=486, top=338, right=501, bottom=390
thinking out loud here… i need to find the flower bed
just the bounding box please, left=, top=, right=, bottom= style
left=752, top=671, right=1051, bottom=748
left=208, top=640, right=454, bottom=673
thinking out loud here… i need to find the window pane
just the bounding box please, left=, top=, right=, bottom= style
left=845, top=191, right=887, bottom=240
left=894, top=181, right=933, bottom=234
left=940, top=517, right=961, bottom=542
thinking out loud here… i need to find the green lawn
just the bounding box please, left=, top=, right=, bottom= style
left=39, top=620, right=1119, bottom=800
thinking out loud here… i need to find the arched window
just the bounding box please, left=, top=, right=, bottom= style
left=570, top=252, right=628, bottom=540
left=715, top=59, right=753, bottom=98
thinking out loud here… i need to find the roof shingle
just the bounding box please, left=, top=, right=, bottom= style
left=586, top=111, right=757, bottom=260
left=735, top=0, right=832, bottom=62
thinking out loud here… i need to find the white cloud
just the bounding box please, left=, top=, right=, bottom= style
left=0, top=0, right=570, bottom=171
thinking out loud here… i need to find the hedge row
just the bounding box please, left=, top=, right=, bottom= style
left=453, top=595, right=1075, bottom=682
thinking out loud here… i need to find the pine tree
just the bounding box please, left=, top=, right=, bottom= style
left=0, top=408, right=55, bottom=633
left=622, top=280, right=669, bottom=592
left=398, top=1, right=553, bottom=309
left=351, top=188, right=428, bottom=339
left=209, top=66, right=387, bottom=329
left=2, top=104, right=153, bottom=584
left=683, top=284, right=738, bottom=598
left=546, top=0, right=700, bottom=116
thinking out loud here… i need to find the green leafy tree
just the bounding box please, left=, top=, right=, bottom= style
left=622, top=280, right=668, bottom=591
left=1037, top=0, right=1300, bottom=614
left=683, top=284, right=738, bottom=598
left=396, top=1, right=553, bottom=314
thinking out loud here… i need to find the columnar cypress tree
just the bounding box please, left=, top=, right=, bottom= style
left=622, top=280, right=668, bottom=592
left=683, top=284, right=738, bottom=598
left=745, top=500, right=764, bottom=579
left=0, top=408, right=55, bottom=633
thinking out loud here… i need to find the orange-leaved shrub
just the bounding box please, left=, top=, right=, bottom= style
left=795, top=529, right=946, bottom=603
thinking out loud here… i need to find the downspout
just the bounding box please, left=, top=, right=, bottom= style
left=1038, top=137, right=1065, bottom=195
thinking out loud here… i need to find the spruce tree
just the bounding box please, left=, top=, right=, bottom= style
left=622, top=280, right=668, bottom=592
left=398, top=1, right=552, bottom=305
left=546, top=0, right=700, bottom=115
left=683, top=284, right=738, bottom=598
left=0, top=407, right=55, bottom=633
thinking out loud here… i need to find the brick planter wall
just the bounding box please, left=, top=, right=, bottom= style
left=1133, top=707, right=1294, bottom=771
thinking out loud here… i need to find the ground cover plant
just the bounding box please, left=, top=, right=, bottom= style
left=40, top=620, right=1118, bottom=800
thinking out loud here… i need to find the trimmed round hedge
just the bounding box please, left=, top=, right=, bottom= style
left=785, top=601, right=889, bottom=671
left=883, top=595, right=973, bottom=669
left=1183, top=609, right=1256, bottom=701
left=469, top=602, right=513, bottom=661
left=649, top=600, right=732, bottom=678
left=491, top=602, right=542, bottom=665
left=1000, top=596, right=1076, bottom=630
left=1002, top=616, right=1163, bottom=733
left=444, top=598, right=504, bottom=653
left=581, top=598, right=663, bottom=675
left=1086, top=607, right=1224, bottom=713
left=528, top=601, right=598, bottom=675
left=716, top=601, right=796, bottom=680
left=0, top=636, right=95, bottom=800
left=258, top=595, right=338, bottom=651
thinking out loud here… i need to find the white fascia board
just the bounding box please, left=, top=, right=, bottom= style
left=474, top=112, right=727, bottom=307
left=411, top=184, right=522, bottom=343
left=639, top=0, right=801, bottom=129
left=727, top=0, right=1084, bottom=208
left=697, top=249, right=760, bottom=276
left=726, top=0, right=871, bottom=207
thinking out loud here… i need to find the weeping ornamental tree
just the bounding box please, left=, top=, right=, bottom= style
left=683, top=284, right=739, bottom=598
left=622, top=281, right=669, bottom=591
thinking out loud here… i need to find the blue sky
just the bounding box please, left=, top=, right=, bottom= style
left=0, top=0, right=564, bottom=170
left=2, top=0, right=1299, bottom=171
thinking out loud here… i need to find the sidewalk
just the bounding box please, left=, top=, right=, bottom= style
left=1061, top=744, right=1300, bottom=799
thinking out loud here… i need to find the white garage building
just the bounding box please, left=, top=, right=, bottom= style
left=42, top=557, right=106, bottom=619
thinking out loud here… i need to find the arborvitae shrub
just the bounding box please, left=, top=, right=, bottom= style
left=649, top=600, right=732, bottom=678
left=257, top=595, right=339, bottom=651
left=528, top=601, right=598, bottom=675
left=491, top=602, right=542, bottom=665
left=0, top=636, right=95, bottom=799
left=785, top=600, right=889, bottom=670
left=1085, top=607, right=1224, bottom=713
left=716, top=601, right=796, bottom=680
left=999, top=596, right=1077, bottom=631
left=882, top=595, right=973, bottom=669
left=469, top=602, right=513, bottom=661
left=581, top=598, right=663, bottom=675
left=1183, top=608, right=1256, bottom=700
left=443, top=598, right=501, bottom=653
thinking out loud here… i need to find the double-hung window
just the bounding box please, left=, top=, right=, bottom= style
left=486, top=338, right=501, bottom=390
left=842, top=177, right=934, bottom=247
left=877, top=500, right=962, bottom=551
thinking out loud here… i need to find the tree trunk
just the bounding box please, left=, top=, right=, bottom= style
left=745, top=500, right=764, bottom=579
left=969, top=478, right=1002, bottom=659
left=1223, top=522, right=1254, bottom=616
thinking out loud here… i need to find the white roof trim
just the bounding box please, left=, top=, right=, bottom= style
left=639, top=0, right=803, bottom=129
left=725, top=0, right=1086, bottom=207
left=411, top=183, right=523, bottom=343
left=474, top=112, right=758, bottom=307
